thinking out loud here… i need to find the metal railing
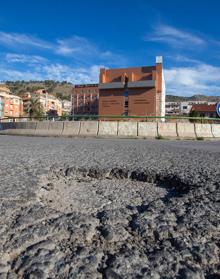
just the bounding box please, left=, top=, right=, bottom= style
left=1, top=115, right=220, bottom=123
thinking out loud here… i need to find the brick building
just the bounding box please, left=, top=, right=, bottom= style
left=72, top=84, right=99, bottom=115
left=98, top=56, right=165, bottom=118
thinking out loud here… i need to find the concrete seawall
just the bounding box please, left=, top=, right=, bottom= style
left=0, top=120, right=220, bottom=140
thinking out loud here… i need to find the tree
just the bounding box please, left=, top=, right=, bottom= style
left=189, top=110, right=202, bottom=123
left=25, top=98, right=45, bottom=118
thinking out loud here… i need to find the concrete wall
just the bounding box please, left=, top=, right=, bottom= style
left=1, top=121, right=220, bottom=140
left=80, top=121, right=99, bottom=136
left=35, top=121, right=50, bottom=136
left=177, top=123, right=196, bottom=139
left=0, top=122, right=16, bottom=130
left=98, top=121, right=118, bottom=136
left=13, top=122, right=37, bottom=135
left=62, top=121, right=80, bottom=136
left=118, top=122, right=138, bottom=137
left=211, top=124, right=220, bottom=138
left=195, top=124, right=213, bottom=138
left=48, top=121, right=64, bottom=136
left=138, top=122, right=157, bottom=138
left=158, top=122, right=177, bottom=138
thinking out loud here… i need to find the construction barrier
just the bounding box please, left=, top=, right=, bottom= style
left=79, top=121, right=99, bottom=136
left=62, top=121, right=81, bottom=137
left=118, top=122, right=138, bottom=137
left=47, top=121, right=64, bottom=136
left=1, top=121, right=220, bottom=140
left=138, top=122, right=157, bottom=138
left=98, top=121, right=118, bottom=136
left=13, top=122, right=37, bottom=135
left=0, top=122, right=17, bottom=135
left=195, top=123, right=213, bottom=138
left=177, top=123, right=196, bottom=139
left=35, top=121, right=50, bottom=136
left=211, top=124, right=220, bottom=138
left=158, top=123, right=177, bottom=138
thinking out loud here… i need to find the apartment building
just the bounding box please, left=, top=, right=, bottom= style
left=22, top=89, right=62, bottom=116
left=165, top=102, right=180, bottom=115
left=0, top=95, right=4, bottom=118
left=166, top=100, right=217, bottom=116
left=98, top=56, right=165, bottom=118
left=61, top=100, right=72, bottom=115
left=0, top=85, right=23, bottom=118
left=72, top=84, right=99, bottom=115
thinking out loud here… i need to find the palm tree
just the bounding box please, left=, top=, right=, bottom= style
left=25, top=98, right=45, bottom=118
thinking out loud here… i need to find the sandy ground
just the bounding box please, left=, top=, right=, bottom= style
left=0, top=135, right=219, bottom=278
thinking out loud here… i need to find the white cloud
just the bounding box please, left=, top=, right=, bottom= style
left=0, top=31, right=125, bottom=66
left=41, top=63, right=102, bottom=83
left=167, top=55, right=201, bottom=64
left=5, top=53, right=48, bottom=64
left=56, top=36, right=97, bottom=56
left=0, top=68, right=43, bottom=80
left=165, top=63, right=220, bottom=96
left=0, top=31, right=52, bottom=49
left=146, top=24, right=205, bottom=48
left=55, top=36, right=126, bottom=66
left=0, top=62, right=103, bottom=84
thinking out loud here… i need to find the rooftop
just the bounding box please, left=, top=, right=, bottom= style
left=191, top=104, right=217, bottom=112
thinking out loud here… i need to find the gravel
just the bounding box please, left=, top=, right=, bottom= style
left=0, top=135, right=219, bottom=279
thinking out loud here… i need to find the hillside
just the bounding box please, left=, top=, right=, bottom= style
left=166, top=94, right=220, bottom=102
left=5, top=80, right=73, bottom=100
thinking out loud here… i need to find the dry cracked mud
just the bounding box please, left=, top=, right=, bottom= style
left=0, top=136, right=219, bottom=279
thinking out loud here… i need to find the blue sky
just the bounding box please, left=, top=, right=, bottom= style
left=0, top=0, right=220, bottom=96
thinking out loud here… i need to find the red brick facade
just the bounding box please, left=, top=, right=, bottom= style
left=71, top=57, right=166, bottom=119
left=98, top=57, right=165, bottom=118
left=72, top=84, right=99, bottom=115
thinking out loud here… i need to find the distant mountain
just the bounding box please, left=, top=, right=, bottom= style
left=166, top=94, right=220, bottom=102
